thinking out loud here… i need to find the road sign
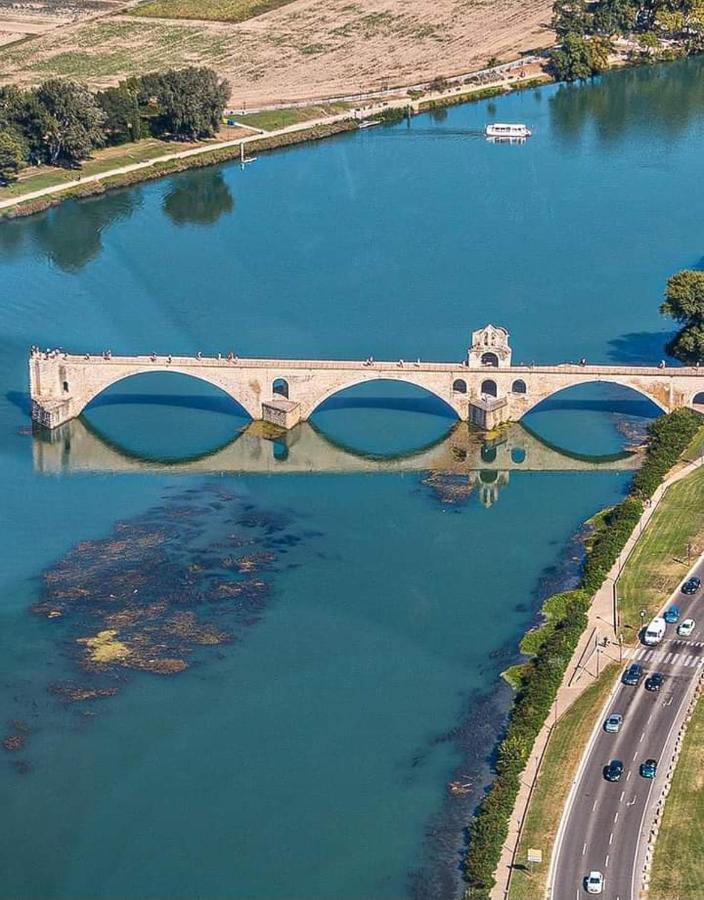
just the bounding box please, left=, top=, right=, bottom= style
left=527, top=849, right=542, bottom=864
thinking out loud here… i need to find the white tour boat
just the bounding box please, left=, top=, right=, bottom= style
left=485, top=123, right=532, bottom=139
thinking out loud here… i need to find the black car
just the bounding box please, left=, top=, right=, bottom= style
left=622, top=662, right=643, bottom=686
left=682, top=576, right=701, bottom=596
left=604, top=759, right=624, bottom=782
left=645, top=672, right=664, bottom=692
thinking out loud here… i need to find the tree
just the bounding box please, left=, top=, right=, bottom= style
left=96, top=85, right=142, bottom=145
left=592, top=0, right=639, bottom=34
left=0, top=130, right=25, bottom=184
left=661, top=269, right=704, bottom=363
left=0, top=85, right=51, bottom=163
left=552, top=0, right=591, bottom=38
left=34, top=80, right=106, bottom=166
left=549, top=33, right=608, bottom=80
left=138, top=67, right=230, bottom=140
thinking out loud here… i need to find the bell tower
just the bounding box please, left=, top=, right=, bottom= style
left=467, top=325, right=512, bottom=368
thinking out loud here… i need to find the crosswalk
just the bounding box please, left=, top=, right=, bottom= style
left=632, top=645, right=704, bottom=667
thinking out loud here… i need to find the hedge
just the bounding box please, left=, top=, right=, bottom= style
left=463, top=407, right=702, bottom=898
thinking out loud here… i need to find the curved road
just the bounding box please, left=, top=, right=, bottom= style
left=550, top=557, right=704, bottom=900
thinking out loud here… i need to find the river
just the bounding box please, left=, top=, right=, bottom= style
left=1, top=56, right=704, bottom=899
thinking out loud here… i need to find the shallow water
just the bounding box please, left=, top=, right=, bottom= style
left=2, top=56, right=704, bottom=899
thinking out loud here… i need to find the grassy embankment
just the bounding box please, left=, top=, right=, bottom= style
left=506, top=425, right=704, bottom=900
left=234, top=104, right=350, bottom=130
left=618, top=451, right=704, bottom=630
left=131, top=0, right=298, bottom=22
left=507, top=664, right=618, bottom=900
left=649, top=691, right=704, bottom=899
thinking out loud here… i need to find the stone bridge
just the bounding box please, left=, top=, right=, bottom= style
left=32, top=419, right=643, bottom=477
left=29, top=326, right=704, bottom=431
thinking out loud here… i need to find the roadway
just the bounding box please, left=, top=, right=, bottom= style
left=549, top=556, right=704, bottom=900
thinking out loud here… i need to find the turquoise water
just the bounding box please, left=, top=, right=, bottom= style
left=2, top=56, right=704, bottom=899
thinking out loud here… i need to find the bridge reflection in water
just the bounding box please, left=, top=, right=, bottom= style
left=32, top=417, right=642, bottom=506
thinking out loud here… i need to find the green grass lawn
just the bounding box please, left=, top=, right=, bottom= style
left=0, top=138, right=197, bottom=201
left=234, top=104, right=349, bottom=131
left=649, top=693, right=704, bottom=899
left=130, top=0, right=298, bottom=23
left=618, top=465, right=704, bottom=633
left=508, top=663, right=619, bottom=900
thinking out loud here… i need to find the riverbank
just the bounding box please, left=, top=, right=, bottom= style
left=465, top=410, right=703, bottom=900
left=495, top=422, right=704, bottom=900
left=0, top=70, right=550, bottom=221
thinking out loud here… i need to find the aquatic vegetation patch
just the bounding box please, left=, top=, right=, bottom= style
left=9, top=481, right=318, bottom=771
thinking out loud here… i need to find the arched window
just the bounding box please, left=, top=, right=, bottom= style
left=481, top=445, right=497, bottom=463
left=481, top=379, right=498, bottom=398
left=480, top=352, right=499, bottom=367
left=511, top=447, right=526, bottom=464
left=693, top=392, right=704, bottom=407
left=452, top=378, right=467, bottom=394
left=62, top=380, right=70, bottom=393
left=512, top=379, right=527, bottom=394
left=273, top=440, right=289, bottom=461
left=479, top=468, right=498, bottom=483
left=272, top=378, right=289, bottom=399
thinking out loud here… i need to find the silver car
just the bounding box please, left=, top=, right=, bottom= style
left=604, top=714, right=623, bottom=734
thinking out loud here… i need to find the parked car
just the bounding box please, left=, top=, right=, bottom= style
left=585, top=870, right=604, bottom=894
left=681, top=576, right=701, bottom=596
left=678, top=618, right=696, bottom=637
left=604, top=714, right=623, bottom=734
left=623, top=662, right=643, bottom=686
left=604, top=759, right=624, bottom=782
left=664, top=605, right=681, bottom=624
left=645, top=672, right=664, bottom=692
left=640, top=758, right=657, bottom=779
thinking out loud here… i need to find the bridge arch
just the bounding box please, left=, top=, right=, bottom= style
left=74, top=366, right=260, bottom=421
left=519, top=377, right=668, bottom=418
left=304, top=375, right=464, bottom=421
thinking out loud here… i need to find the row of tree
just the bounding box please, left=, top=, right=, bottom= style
left=463, top=406, right=703, bottom=897
left=549, top=0, right=704, bottom=80
left=0, top=67, right=230, bottom=184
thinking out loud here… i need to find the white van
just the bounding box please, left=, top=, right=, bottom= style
left=644, top=616, right=666, bottom=646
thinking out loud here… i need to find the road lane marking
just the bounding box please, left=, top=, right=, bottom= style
left=582, top=842, right=587, bottom=856
left=592, top=800, right=598, bottom=812
left=605, top=854, right=610, bottom=868
left=609, top=832, right=614, bottom=845
left=648, top=715, right=653, bottom=723
left=632, top=751, right=638, bottom=760
left=640, top=731, right=645, bottom=743
left=614, top=812, right=619, bottom=823
left=627, top=770, right=632, bottom=780
left=620, top=791, right=625, bottom=802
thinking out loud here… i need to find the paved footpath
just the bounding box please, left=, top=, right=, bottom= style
left=491, top=452, right=704, bottom=900
left=0, top=70, right=544, bottom=213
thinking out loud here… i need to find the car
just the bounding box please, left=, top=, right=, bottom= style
left=640, top=758, right=658, bottom=779
left=678, top=618, right=696, bottom=637
left=681, top=576, right=701, bottom=596
left=623, top=662, right=643, bottom=686
left=664, top=605, right=681, bottom=624
left=645, top=672, right=665, bottom=692
left=585, top=870, right=604, bottom=894
left=604, top=713, right=623, bottom=733
left=604, top=759, right=624, bottom=782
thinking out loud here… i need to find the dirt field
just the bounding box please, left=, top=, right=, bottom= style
left=0, top=0, right=133, bottom=48
left=0, top=0, right=554, bottom=106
